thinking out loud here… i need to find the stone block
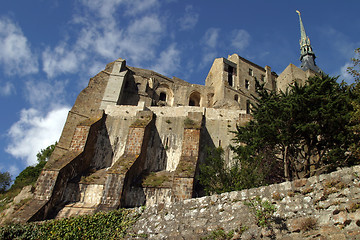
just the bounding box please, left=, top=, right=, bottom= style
left=333, top=211, right=348, bottom=225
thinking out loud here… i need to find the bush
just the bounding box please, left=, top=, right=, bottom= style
left=198, top=147, right=267, bottom=195
left=245, top=196, right=276, bottom=227
left=0, top=172, right=11, bottom=193
left=0, top=208, right=142, bottom=239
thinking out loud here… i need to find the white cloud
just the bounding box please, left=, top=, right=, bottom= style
left=179, top=5, right=199, bottom=31
left=42, top=44, right=80, bottom=78
left=124, top=0, right=160, bottom=16
left=0, top=81, right=15, bottom=96
left=200, top=51, right=218, bottom=69
left=43, top=1, right=166, bottom=78
left=8, top=165, right=19, bottom=177
left=200, top=28, right=220, bottom=68
left=321, top=26, right=355, bottom=59
left=6, top=107, right=70, bottom=166
left=203, top=28, right=220, bottom=48
left=151, top=44, right=181, bottom=76
left=339, top=62, right=353, bottom=83
left=231, top=29, right=251, bottom=51
left=80, top=0, right=124, bottom=19
left=0, top=17, right=38, bottom=76
left=24, top=80, right=68, bottom=109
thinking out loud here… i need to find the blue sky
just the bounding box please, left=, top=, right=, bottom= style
left=0, top=0, right=359, bottom=178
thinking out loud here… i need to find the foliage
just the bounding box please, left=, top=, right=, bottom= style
left=0, top=143, right=57, bottom=213
left=347, top=48, right=360, bottom=83
left=11, top=143, right=57, bottom=191
left=198, top=147, right=265, bottom=195
left=245, top=196, right=276, bottom=227
left=10, top=142, right=56, bottom=191
left=347, top=48, right=360, bottom=157
left=0, top=172, right=11, bottom=193
left=233, top=75, right=358, bottom=181
left=201, top=227, right=234, bottom=240
left=36, top=143, right=56, bottom=163
left=0, top=208, right=141, bottom=240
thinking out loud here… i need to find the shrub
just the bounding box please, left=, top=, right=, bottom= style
left=298, top=217, right=317, bottom=232
left=198, top=147, right=266, bottom=195
left=201, top=228, right=234, bottom=240
left=0, top=208, right=142, bottom=239
left=245, top=196, right=276, bottom=227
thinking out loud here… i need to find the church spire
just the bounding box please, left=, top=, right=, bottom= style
left=296, top=10, right=322, bottom=74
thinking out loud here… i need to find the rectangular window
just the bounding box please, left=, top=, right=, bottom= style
left=249, top=68, right=253, bottom=76
left=245, top=80, right=250, bottom=90
left=228, top=66, right=233, bottom=87
left=261, top=74, right=265, bottom=82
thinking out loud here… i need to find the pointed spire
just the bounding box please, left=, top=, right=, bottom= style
left=296, top=10, right=307, bottom=46
left=296, top=10, right=322, bottom=74
left=296, top=10, right=314, bottom=59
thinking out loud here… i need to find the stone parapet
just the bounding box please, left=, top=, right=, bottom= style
left=129, top=165, right=360, bottom=239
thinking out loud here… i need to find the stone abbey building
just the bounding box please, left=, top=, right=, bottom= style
left=13, top=12, right=322, bottom=222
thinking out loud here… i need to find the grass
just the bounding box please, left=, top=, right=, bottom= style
left=184, top=117, right=201, bottom=129
left=298, top=217, right=317, bottom=232
left=142, top=172, right=170, bottom=187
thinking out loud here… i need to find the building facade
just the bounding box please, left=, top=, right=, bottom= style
left=11, top=12, right=323, bottom=222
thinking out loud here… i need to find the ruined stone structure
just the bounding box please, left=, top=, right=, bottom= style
left=11, top=12, right=324, bottom=222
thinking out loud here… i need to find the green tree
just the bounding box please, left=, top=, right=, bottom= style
left=10, top=142, right=56, bottom=191
left=348, top=48, right=360, bottom=149
left=233, top=75, right=358, bottom=181
left=347, top=48, right=360, bottom=83
left=36, top=143, right=56, bottom=163
left=0, top=171, right=11, bottom=193
left=198, top=147, right=266, bottom=195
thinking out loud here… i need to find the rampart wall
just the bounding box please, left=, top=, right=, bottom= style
left=129, top=165, right=360, bottom=239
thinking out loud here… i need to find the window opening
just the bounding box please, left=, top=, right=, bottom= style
left=189, top=92, right=201, bottom=106
left=228, top=66, right=233, bottom=87
left=249, top=68, right=253, bottom=76
left=159, top=92, right=167, bottom=101
left=261, top=74, right=265, bottom=82
left=245, top=80, right=250, bottom=90
left=246, top=100, right=251, bottom=114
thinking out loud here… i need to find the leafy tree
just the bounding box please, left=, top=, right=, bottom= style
left=10, top=142, right=56, bottom=191
left=347, top=48, right=360, bottom=83
left=348, top=48, right=360, bottom=148
left=0, top=172, right=11, bottom=193
left=198, top=147, right=266, bottom=195
left=233, top=75, right=358, bottom=181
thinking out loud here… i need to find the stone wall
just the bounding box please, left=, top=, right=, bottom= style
left=129, top=165, right=360, bottom=239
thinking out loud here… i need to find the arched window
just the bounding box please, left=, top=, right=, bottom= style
left=159, top=92, right=167, bottom=101
left=189, top=91, right=201, bottom=106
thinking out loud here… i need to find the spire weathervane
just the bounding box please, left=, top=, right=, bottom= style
left=295, top=10, right=322, bottom=74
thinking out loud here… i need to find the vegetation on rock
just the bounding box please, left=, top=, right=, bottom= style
left=0, top=208, right=141, bottom=239
left=244, top=196, right=276, bottom=227
left=0, top=143, right=56, bottom=213
left=198, top=147, right=265, bottom=195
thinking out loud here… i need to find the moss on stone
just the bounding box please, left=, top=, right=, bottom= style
left=184, top=117, right=201, bottom=129
left=142, top=172, right=171, bottom=187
